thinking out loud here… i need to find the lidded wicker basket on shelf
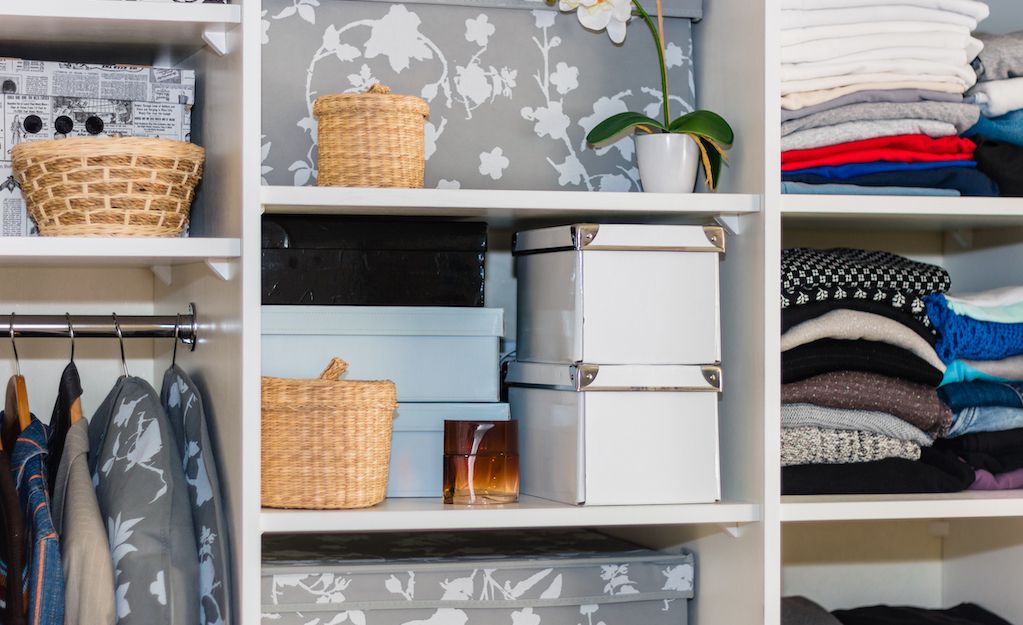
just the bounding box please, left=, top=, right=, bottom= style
left=11, top=136, right=205, bottom=237
left=314, top=83, right=430, bottom=188
left=261, top=358, right=397, bottom=510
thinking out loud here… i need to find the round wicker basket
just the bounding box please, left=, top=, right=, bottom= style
left=262, top=358, right=397, bottom=509
left=314, top=84, right=429, bottom=188
left=11, top=136, right=205, bottom=237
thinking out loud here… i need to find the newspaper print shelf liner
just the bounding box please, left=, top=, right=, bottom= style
left=0, top=60, right=195, bottom=236
left=261, top=529, right=695, bottom=625
left=261, top=0, right=696, bottom=191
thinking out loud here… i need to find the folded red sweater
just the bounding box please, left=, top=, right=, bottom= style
left=782, top=134, right=976, bottom=171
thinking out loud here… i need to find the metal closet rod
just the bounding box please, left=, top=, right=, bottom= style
left=4, top=303, right=198, bottom=350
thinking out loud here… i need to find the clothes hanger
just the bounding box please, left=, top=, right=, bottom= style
left=67, top=314, right=83, bottom=425
left=5, top=313, right=31, bottom=442
left=114, top=313, right=129, bottom=379
left=172, top=313, right=180, bottom=369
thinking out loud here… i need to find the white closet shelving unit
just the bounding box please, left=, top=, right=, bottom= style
left=6, top=0, right=1023, bottom=624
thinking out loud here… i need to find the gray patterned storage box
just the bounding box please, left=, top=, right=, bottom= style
left=262, top=529, right=694, bottom=624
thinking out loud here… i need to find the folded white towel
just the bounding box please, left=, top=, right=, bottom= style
left=782, top=6, right=979, bottom=31
left=781, top=0, right=989, bottom=21
left=781, top=59, right=978, bottom=87
left=781, top=21, right=971, bottom=47
left=968, top=77, right=1023, bottom=117
left=783, top=72, right=970, bottom=97
left=782, top=80, right=966, bottom=110
left=781, top=32, right=981, bottom=64
left=781, top=118, right=958, bottom=151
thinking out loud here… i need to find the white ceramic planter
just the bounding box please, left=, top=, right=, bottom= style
left=635, top=133, right=700, bottom=193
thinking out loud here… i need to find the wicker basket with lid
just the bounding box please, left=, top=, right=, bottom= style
left=314, top=84, right=430, bottom=188
left=11, top=136, right=204, bottom=237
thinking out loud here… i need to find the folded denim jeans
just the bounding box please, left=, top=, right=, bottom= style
left=938, top=381, right=1023, bottom=411
left=947, top=405, right=1023, bottom=437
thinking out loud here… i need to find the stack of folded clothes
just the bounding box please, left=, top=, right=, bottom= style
left=964, top=31, right=1023, bottom=196
left=779, top=0, right=997, bottom=196
left=926, top=286, right=1023, bottom=489
left=780, top=248, right=978, bottom=495
left=783, top=597, right=1013, bottom=625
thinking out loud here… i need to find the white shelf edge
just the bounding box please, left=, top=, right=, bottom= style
left=0, top=236, right=241, bottom=264
left=781, top=492, right=1023, bottom=522
left=260, top=185, right=761, bottom=216
left=260, top=497, right=760, bottom=533
left=781, top=195, right=1023, bottom=218
left=0, top=1, right=241, bottom=24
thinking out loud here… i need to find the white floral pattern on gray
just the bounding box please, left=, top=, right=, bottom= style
left=261, top=530, right=693, bottom=624
left=89, top=377, right=199, bottom=625
left=162, top=366, right=233, bottom=625
left=261, top=0, right=695, bottom=190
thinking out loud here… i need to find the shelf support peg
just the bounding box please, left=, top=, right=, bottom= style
left=714, top=215, right=742, bottom=236
left=946, top=228, right=973, bottom=250
left=929, top=521, right=951, bottom=537
left=150, top=265, right=173, bottom=287
left=203, top=25, right=230, bottom=56
left=206, top=258, right=238, bottom=281
left=719, top=522, right=746, bottom=538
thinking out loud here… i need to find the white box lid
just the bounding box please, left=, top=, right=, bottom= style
left=394, top=402, right=511, bottom=432
left=506, top=362, right=722, bottom=392
left=262, top=306, right=504, bottom=337
left=512, top=224, right=725, bottom=255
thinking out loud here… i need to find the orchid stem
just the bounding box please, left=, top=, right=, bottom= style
left=632, top=0, right=670, bottom=128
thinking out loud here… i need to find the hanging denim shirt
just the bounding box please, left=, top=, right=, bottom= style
left=0, top=446, right=26, bottom=625
left=11, top=418, right=64, bottom=625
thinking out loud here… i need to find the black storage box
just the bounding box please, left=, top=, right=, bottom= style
left=262, top=216, right=486, bottom=306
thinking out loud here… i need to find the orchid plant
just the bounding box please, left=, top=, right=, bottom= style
left=558, top=0, right=734, bottom=189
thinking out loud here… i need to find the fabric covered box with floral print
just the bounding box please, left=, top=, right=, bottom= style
left=261, top=528, right=694, bottom=625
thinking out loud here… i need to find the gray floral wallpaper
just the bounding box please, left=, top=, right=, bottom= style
left=261, top=0, right=696, bottom=191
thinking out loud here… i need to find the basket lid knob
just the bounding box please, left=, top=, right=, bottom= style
left=366, top=83, right=391, bottom=95
left=319, top=358, right=350, bottom=380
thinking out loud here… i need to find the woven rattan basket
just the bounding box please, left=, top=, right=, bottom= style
left=314, top=84, right=429, bottom=188
left=262, top=358, right=397, bottom=509
left=11, top=136, right=204, bottom=237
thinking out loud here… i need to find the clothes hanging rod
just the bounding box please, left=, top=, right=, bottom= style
left=4, top=303, right=198, bottom=350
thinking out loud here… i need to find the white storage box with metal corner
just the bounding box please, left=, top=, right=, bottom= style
left=507, top=361, right=721, bottom=506
left=388, top=402, right=510, bottom=498
left=261, top=306, right=504, bottom=402
left=513, top=223, right=724, bottom=365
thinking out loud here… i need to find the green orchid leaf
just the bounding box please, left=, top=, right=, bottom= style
left=695, top=136, right=725, bottom=191
left=586, top=112, right=667, bottom=147
left=669, top=110, right=734, bottom=148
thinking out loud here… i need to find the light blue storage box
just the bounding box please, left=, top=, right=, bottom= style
left=388, top=402, right=511, bottom=497
left=261, top=306, right=504, bottom=402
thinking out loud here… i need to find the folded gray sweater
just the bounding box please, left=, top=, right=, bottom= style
left=782, top=403, right=934, bottom=447
left=781, top=101, right=980, bottom=137
left=781, top=426, right=921, bottom=466
left=975, top=32, right=1023, bottom=82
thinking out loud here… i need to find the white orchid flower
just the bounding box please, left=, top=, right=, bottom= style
left=560, top=0, right=632, bottom=44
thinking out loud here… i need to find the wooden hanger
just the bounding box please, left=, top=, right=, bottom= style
left=67, top=314, right=82, bottom=425
left=4, top=314, right=30, bottom=444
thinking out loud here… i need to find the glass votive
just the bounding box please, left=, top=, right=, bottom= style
left=443, top=420, right=519, bottom=504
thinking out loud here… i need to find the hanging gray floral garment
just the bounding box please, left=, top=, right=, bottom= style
left=88, top=376, right=200, bottom=625
left=161, top=366, right=233, bottom=625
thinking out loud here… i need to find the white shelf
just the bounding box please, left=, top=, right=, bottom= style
left=782, top=195, right=1023, bottom=231
left=781, top=492, right=1023, bottom=522
left=0, top=1, right=240, bottom=55
left=261, top=186, right=760, bottom=227
left=260, top=496, right=759, bottom=533
left=0, top=236, right=240, bottom=267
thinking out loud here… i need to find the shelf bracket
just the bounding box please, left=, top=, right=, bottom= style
left=150, top=264, right=173, bottom=287
left=946, top=228, right=974, bottom=250
left=203, top=25, right=230, bottom=56
left=206, top=258, right=238, bottom=282
left=714, top=215, right=742, bottom=236
left=719, top=522, right=747, bottom=539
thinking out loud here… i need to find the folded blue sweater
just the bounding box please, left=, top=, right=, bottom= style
left=927, top=294, right=1023, bottom=364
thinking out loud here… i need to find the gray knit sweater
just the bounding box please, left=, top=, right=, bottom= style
left=781, top=426, right=921, bottom=466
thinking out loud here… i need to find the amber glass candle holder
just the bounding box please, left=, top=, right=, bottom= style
left=443, top=420, right=519, bottom=504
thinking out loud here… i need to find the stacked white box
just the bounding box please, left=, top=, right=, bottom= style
left=510, top=223, right=725, bottom=505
